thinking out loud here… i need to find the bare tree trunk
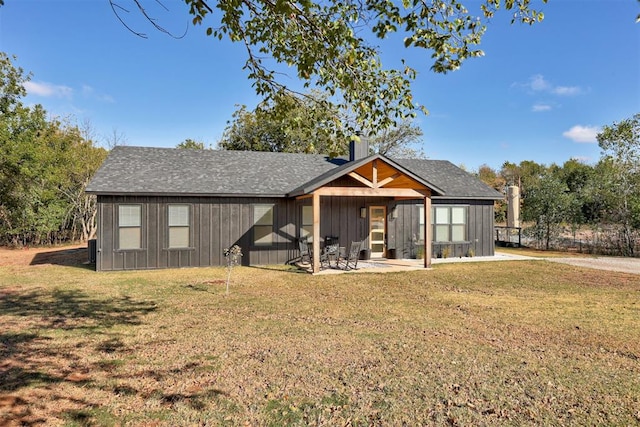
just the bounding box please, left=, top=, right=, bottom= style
left=545, top=222, right=551, bottom=250
left=60, top=178, right=98, bottom=243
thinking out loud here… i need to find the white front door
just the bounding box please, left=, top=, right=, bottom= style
left=369, top=206, right=386, bottom=258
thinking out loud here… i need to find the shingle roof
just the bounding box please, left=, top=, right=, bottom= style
left=394, top=158, right=503, bottom=200
left=86, top=146, right=502, bottom=200
left=86, top=146, right=347, bottom=197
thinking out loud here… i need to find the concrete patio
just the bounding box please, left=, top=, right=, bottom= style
left=310, top=251, right=540, bottom=274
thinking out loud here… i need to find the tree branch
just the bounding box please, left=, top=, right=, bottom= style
left=109, top=0, right=188, bottom=39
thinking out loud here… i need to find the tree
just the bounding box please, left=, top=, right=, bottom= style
left=219, top=91, right=346, bottom=155
left=223, top=244, right=243, bottom=294
left=109, top=0, right=546, bottom=134
left=60, top=122, right=108, bottom=241
left=499, top=161, right=521, bottom=187
left=0, top=52, right=28, bottom=116
left=0, top=54, right=106, bottom=245
left=177, top=138, right=207, bottom=149
left=367, top=121, right=425, bottom=158
left=219, top=91, right=427, bottom=156
left=476, top=164, right=506, bottom=223
left=521, top=172, right=578, bottom=250
left=555, top=158, right=597, bottom=226
left=595, top=113, right=640, bottom=255
left=500, top=159, right=546, bottom=197
left=0, top=114, right=107, bottom=245
left=477, top=164, right=505, bottom=192
left=103, top=127, right=128, bottom=149
left=0, top=53, right=44, bottom=244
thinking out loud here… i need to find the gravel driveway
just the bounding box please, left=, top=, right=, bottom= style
left=433, top=252, right=640, bottom=275
left=546, top=256, right=640, bottom=275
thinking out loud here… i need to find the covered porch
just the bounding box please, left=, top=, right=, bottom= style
left=289, top=155, right=444, bottom=274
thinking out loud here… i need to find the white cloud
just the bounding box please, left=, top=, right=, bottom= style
left=532, top=103, right=552, bottom=112
left=24, top=81, right=73, bottom=98
left=516, top=74, right=583, bottom=97
left=98, top=93, right=115, bottom=103
left=553, top=86, right=582, bottom=96
left=82, top=84, right=115, bottom=103
left=82, top=84, right=94, bottom=96
left=562, top=125, right=600, bottom=143
left=529, top=74, right=550, bottom=92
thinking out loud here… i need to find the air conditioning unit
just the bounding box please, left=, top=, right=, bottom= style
left=88, top=239, right=97, bottom=264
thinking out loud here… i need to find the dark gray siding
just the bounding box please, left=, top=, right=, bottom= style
left=95, top=195, right=495, bottom=271
left=312, top=196, right=388, bottom=250
left=387, top=199, right=495, bottom=258
left=96, top=195, right=390, bottom=271
left=96, top=195, right=296, bottom=271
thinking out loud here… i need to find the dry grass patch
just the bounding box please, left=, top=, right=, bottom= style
left=1, top=257, right=639, bottom=426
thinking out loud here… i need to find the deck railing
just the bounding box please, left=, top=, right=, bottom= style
left=495, top=226, right=522, bottom=247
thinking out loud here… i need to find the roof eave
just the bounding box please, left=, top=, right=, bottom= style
left=88, top=191, right=288, bottom=198
left=432, top=195, right=504, bottom=201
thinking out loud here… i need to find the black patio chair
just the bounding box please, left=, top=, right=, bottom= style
left=324, top=236, right=339, bottom=247
left=298, top=237, right=311, bottom=264
left=320, top=243, right=340, bottom=269
left=339, top=240, right=362, bottom=270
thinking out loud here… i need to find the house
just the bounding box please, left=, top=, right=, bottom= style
left=86, top=143, right=502, bottom=272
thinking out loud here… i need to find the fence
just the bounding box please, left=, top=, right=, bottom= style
left=519, top=226, right=640, bottom=257
left=495, top=226, right=522, bottom=247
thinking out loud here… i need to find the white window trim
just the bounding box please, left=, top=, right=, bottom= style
left=167, top=204, right=191, bottom=249
left=254, top=204, right=275, bottom=247
left=117, top=204, right=142, bottom=250
left=300, top=205, right=313, bottom=242
left=422, top=205, right=469, bottom=243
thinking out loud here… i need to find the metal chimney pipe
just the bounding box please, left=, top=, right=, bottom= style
left=349, top=131, right=369, bottom=161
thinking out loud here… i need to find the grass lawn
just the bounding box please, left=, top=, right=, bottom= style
left=1, top=254, right=639, bottom=426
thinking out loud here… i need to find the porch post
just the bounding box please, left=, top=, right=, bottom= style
left=312, top=192, right=321, bottom=273
left=424, top=195, right=432, bottom=268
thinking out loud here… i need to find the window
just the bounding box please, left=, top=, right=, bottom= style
left=254, top=204, right=274, bottom=246
left=168, top=204, right=190, bottom=248
left=434, top=207, right=450, bottom=242
left=451, top=207, right=466, bottom=242
left=118, top=205, right=141, bottom=249
left=301, top=205, right=313, bottom=241
left=431, top=206, right=467, bottom=242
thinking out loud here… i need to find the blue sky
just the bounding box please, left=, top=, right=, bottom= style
left=1, top=0, right=638, bottom=171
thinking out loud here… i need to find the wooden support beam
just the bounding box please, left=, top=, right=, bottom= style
left=314, top=187, right=429, bottom=198
left=376, top=173, right=401, bottom=188
left=424, top=196, right=432, bottom=268
left=347, top=172, right=374, bottom=188
left=372, top=159, right=378, bottom=186
left=312, top=192, right=320, bottom=273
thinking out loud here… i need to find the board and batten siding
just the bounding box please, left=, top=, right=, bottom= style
left=96, top=195, right=400, bottom=271
left=387, top=199, right=495, bottom=258
left=95, top=195, right=299, bottom=271
left=309, top=196, right=389, bottom=251
left=95, top=195, right=495, bottom=271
